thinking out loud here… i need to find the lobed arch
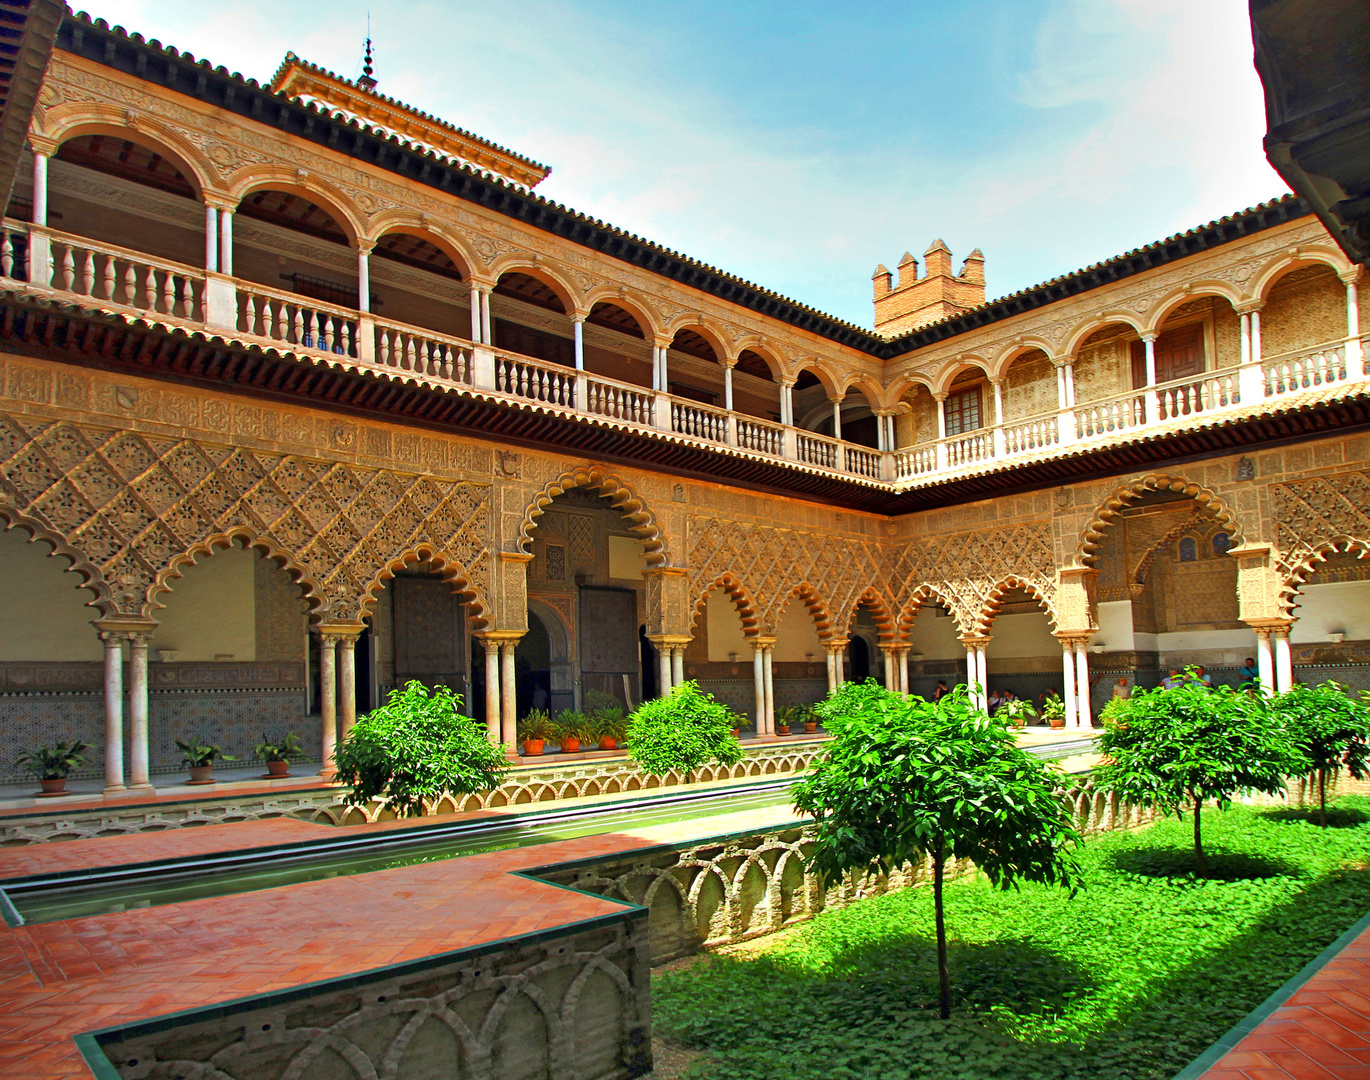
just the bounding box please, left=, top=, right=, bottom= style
left=1279, top=535, right=1370, bottom=617
left=491, top=258, right=581, bottom=315
left=772, top=580, right=835, bottom=639
left=355, top=543, right=490, bottom=629
left=1061, top=313, right=1147, bottom=359
left=0, top=511, right=113, bottom=617
left=932, top=356, right=991, bottom=395
left=518, top=467, right=668, bottom=566
left=367, top=217, right=479, bottom=281
left=1250, top=246, right=1356, bottom=303
left=147, top=528, right=324, bottom=620
left=228, top=171, right=366, bottom=245
left=1075, top=473, right=1245, bottom=568
left=838, top=585, right=898, bottom=641
left=38, top=108, right=219, bottom=198
left=690, top=572, right=762, bottom=638
left=895, top=584, right=967, bottom=639
left=1142, top=282, right=1244, bottom=336
left=974, top=576, right=1058, bottom=636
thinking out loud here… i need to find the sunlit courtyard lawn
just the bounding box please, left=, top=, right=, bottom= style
left=653, top=797, right=1370, bottom=1080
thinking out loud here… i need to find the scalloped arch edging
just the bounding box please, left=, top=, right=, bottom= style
left=518, top=467, right=668, bottom=565
left=1076, top=473, right=1244, bottom=567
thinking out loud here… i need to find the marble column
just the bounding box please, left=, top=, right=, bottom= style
left=898, top=647, right=910, bottom=695
left=975, top=644, right=988, bottom=711
left=338, top=636, right=358, bottom=741
left=483, top=639, right=501, bottom=744
left=753, top=644, right=767, bottom=735
left=965, top=644, right=977, bottom=701
left=658, top=646, right=673, bottom=698
left=1273, top=626, right=1293, bottom=693
left=128, top=633, right=152, bottom=791
left=825, top=645, right=838, bottom=693
left=671, top=646, right=685, bottom=688
left=469, top=284, right=482, bottom=342
left=1255, top=628, right=1275, bottom=699
left=101, top=632, right=126, bottom=793
left=219, top=206, right=234, bottom=276
left=500, top=641, right=518, bottom=747
left=204, top=205, right=219, bottom=273
left=573, top=317, right=585, bottom=369
left=1060, top=640, right=1078, bottom=729
left=883, top=646, right=898, bottom=691
left=319, top=634, right=337, bottom=774
left=762, top=645, right=776, bottom=735
left=1074, top=641, right=1093, bottom=728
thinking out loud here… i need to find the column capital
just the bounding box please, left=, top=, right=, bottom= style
left=641, top=565, right=689, bottom=578
left=958, top=635, right=992, bottom=648
left=355, top=237, right=378, bottom=255
left=1236, top=299, right=1265, bottom=315
left=202, top=193, right=237, bottom=213
left=749, top=636, right=778, bottom=650
left=474, top=629, right=526, bottom=643
left=1337, top=267, right=1363, bottom=286
left=1054, top=631, right=1093, bottom=647
left=1243, top=617, right=1293, bottom=631
left=316, top=621, right=367, bottom=640
left=1050, top=355, right=1074, bottom=369
left=646, top=634, right=693, bottom=648
left=821, top=638, right=849, bottom=652
left=1140, top=330, right=1159, bottom=343
left=933, top=390, right=949, bottom=402
left=27, top=134, right=58, bottom=157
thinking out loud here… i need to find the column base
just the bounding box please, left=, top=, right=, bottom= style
left=102, top=783, right=127, bottom=796
left=126, top=783, right=155, bottom=794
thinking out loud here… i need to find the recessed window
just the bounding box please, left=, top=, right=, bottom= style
left=944, top=386, right=982, bottom=436
left=1213, top=532, right=1231, bottom=556
left=1179, top=537, right=1198, bottom=562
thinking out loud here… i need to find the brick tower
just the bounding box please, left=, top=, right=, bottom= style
left=872, top=240, right=985, bottom=335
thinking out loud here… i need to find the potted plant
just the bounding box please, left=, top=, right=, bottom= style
left=553, top=710, right=592, bottom=753
left=15, top=739, right=90, bottom=796
left=800, top=705, right=819, bottom=735
left=593, top=708, right=628, bottom=750
left=253, top=731, right=310, bottom=778
left=517, top=710, right=554, bottom=756
left=1041, top=694, right=1066, bottom=730
left=1003, top=699, right=1035, bottom=729
left=176, top=735, right=236, bottom=783
left=775, top=705, right=803, bottom=736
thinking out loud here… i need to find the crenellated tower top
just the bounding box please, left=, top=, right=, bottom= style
left=872, top=239, right=986, bottom=336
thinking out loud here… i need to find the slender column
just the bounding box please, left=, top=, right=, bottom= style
left=483, top=639, right=501, bottom=744
left=781, top=380, right=795, bottom=427
left=573, top=316, right=585, bottom=369
left=319, top=634, right=337, bottom=774
left=1074, top=641, right=1092, bottom=728
left=1344, top=275, right=1364, bottom=374
left=1250, top=309, right=1262, bottom=364
left=470, top=285, right=482, bottom=342
left=1142, top=332, right=1159, bottom=419
left=762, top=646, right=776, bottom=734
left=1060, top=639, right=1078, bottom=729
left=991, top=379, right=1005, bottom=456
left=975, top=645, right=988, bottom=711
left=723, top=363, right=735, bottom=412
left=1255, top=628, right=1275, bottom=699
left=658, top=343, right=670, bottom=392
left=338, top=636, right=358, bottom=740
left=965, top=644, right=977, bottom=699
left=752, top=644, right=767, bottom=734
left=357, top=246, right=371, bottom=313
left=500, top=641, right=518, bottom=747
left=658, top=644, right=673, bottom=697
left=31, top=150, right=48, bottom=224
left=1273, top=626, right=1293, bottom=693
left=898, top=647, right=910, bottom=695
left=671, top=646, right=685, bottom=688
left=481, top=288, right=492, bottom=345
left=1064, top=362, right=1076, bottom=407
left=1239, top=311, right=1251, bottom=366
left=935, top=392, right=949, bottom=470
left=825, top=645, right=838, bottom=692
left=101, top=633, right=125, bottom=793
left=219, top=206, right=234, bottom=276
left=124, top=633, right=152, bottom=790
left=204, top=205, right=219, bottom=273
left=882, top=646, right=898, bottom=691
left=831, top=398, right=843, bottom=441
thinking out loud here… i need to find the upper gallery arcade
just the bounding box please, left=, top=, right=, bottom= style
left=0, top=11, right=1366, bottom=794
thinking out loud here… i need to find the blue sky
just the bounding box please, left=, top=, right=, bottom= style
left=107, top=0, right=1285, bottom=327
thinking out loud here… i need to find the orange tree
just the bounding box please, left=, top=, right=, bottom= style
left=1094, top=678, right=1306, bottom=875
left=625, top=680, right=743, bottom=781
left=793, top=681, right=1079, bottom=1019
left=1271, top=681, right=1370, bottom=827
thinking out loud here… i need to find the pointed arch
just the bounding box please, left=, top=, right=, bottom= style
left=690, top=573, right=761, bottom=637
left=518, top=467, right=668, bottom=566
left=975, top=576, right=1057, bottom=636
left=1279, top=536, right=1370, bottom=616
left=147, top=527, right=324, bottom=620
left=1075, top=473, right=1245, bottom=567
left=354, top=543, right=491, bottom=629
left=0, top=510, right=113, bottom=617
left=896, top=584, right=965, bottom=639
left=839, top=585, right=897, bottom=641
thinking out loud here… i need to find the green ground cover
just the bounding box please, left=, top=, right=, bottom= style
left=653, top=798, right=1370, bottom=1080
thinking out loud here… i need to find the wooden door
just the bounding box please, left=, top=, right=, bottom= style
left=578, top=587, right=640, bottom=708
left=1131, top=325, right=1205, bottom=387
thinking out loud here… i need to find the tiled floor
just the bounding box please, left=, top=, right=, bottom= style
left=0, top=789, right=802, bottom=1079
left=1197, top=923, right=1370, bottom=1080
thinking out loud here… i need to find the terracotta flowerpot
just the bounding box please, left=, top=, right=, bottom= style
left=523, top=739, right=544, bottom=756
left=188, top=765, right=214, bottom=783
left=731, top=728, right=740, bottom=738
left=561, top=737, right=580, bottom=753
left=38, top=777, right=67, bottom=795
left=804, top=721, right=819, bottom=734
left=599, top=737, right=618, bottom=751
left=266, top=760, right=290, bottom=777
left=1049, top=717, right=1066, bottom=730
left=776, top=724, right=790, bottom=736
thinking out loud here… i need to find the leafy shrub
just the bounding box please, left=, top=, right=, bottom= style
left=626, top=681, right=742, bottom=778
left=1271, top=681, right=1370, bottom=826
left=333, top=681, right=507, bottom=818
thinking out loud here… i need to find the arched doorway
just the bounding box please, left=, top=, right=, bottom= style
left=515, top=610, right=553, bottom=718
left=982, top=586, right=1058, bottom=721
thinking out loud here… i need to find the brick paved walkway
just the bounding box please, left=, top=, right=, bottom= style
left=1186, top=913, right=1370, bottom=1080
left=0, top=790, right=801, bottom=1079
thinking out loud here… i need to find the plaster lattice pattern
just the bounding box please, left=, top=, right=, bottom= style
left=100, top=920, right=652, bottom=1080
left=1272, top=470, right=1370, bottom=588
left=0, top=414, right=492, bottom=623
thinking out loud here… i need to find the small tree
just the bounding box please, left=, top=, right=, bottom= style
left=793, top=681, right=1079, bottom=1020
left=1272, top=681, right=1370, bottom=827
left=1094, top=678, right=1306, bottom=875
left=625, top=681, right=743, bottom=780
left=333, top=681, right=508, bottom=818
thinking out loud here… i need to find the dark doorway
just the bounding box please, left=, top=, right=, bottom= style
left=515, top=610, right=553, bottom=719
left=580, top=587, right=640, bottom=709
left=847, top=636, right=871, bottom=683
left=393, top=575, right=466, bottom=694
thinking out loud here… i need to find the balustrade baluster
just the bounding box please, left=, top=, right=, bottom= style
left=120, top=263, right=135, bottom=305
left=0, top=233, right=12, bottom=279
left=99, top=255, right=115, bottom=300
left=80, top=250, right=94, bottom=296
left=58, top=246, right=74, bottom=291
left=141, top=267, right=156, bottom=312
left=160, top=271, right=175, bottom=315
